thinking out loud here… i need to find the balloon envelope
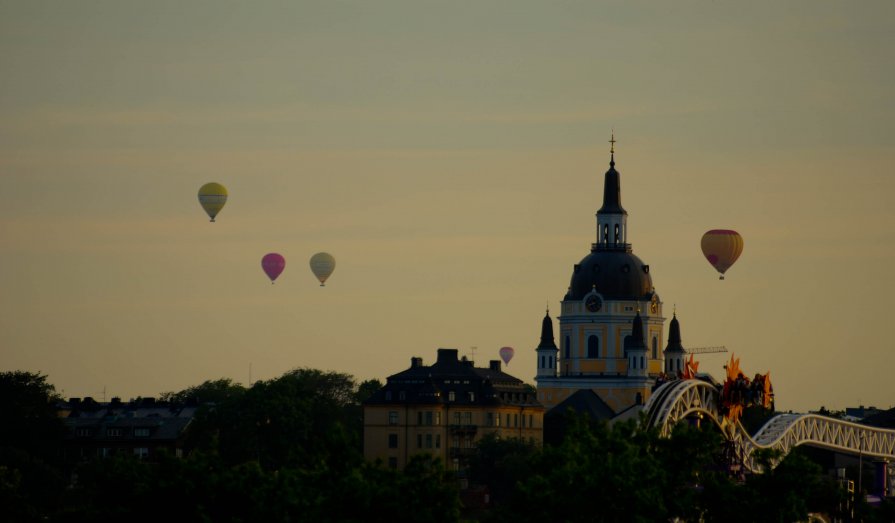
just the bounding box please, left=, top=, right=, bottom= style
left=309, top=252, right=336, bottom=286
left=198, top=182, right=228, bottom=222
left=261, top=253, right=286, bottom=283
left=701, top=230, right=743, bottom=279
left=499, top=346, right=515, bottom=366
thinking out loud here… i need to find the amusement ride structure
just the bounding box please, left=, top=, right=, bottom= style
left=642, top=354, right=895, bottom=475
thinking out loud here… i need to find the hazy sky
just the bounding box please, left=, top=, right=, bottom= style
left=2, top=1, right=893, bottom=412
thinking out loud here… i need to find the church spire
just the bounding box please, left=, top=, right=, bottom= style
left=595, top=132, right=629, bottom=250
left=537, top=309, right=558, bottom=350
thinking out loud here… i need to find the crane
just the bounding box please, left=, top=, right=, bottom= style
left=684, top=346, right=727, bottom=355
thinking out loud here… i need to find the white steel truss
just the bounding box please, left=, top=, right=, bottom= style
left=643, top=380, right=895, bottom=473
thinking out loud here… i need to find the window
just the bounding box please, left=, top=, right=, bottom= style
left=385, top=391, right=392, bottom=401
left=107, top=428, right=123, bottom=437
left=463, top=412, right=472, bottom=425
left=434, top=412, right=441, bottom=425
left=435, top=435, right=441, bottom=449
left=587, top=335, right=599, bottom=358
left=388, top=434, right=398, bottom=449
left=529, top=414, right=533, bottom=428
left=426, top=434, right=433, bottom=449
left=388, top=457, right=398, bottom=469
left=134, top=447, right=149, bottom=460
left=425, top=411, right=433, bottom=425
left=514, top=414, right=518, bottom=427
left=76, top=427, right=91, bottom=437
left=506, top=414, right=511, bottom=427
left=495, top=413, right=501, bottom=427
left=486, top=412, right=493, bottom=426
left=389, top=411, right=399, bottom=425
left=417, top=434, right=423, bottom=449
left=134, top=427, right=151, bottom=437
left=453, top=412, right=461, bottom=425
left=448, top=391, right=456, bottom=402
left=652, top=337, right=658, bottom=359
left=468, top=391, right=475, bottom=402
left=564, top=336, right=571, bottom=359
left=640, top=356, right=644, bottom=369
left=399, top=391, right=406, bottom=400
left=540, top=355, right=545, bottom=368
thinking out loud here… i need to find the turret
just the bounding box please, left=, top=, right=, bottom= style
left=663, top=313, right=686, bottom=375
left=535, top=309, right=559, bottom=378
left=625, top=310, right=648, bottom=377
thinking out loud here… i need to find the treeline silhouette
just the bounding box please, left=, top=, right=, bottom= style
left=2, top=370, right=893, bottom=522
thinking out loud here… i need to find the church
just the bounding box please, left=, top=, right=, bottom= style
left=534, top=137, right=687, bottom=414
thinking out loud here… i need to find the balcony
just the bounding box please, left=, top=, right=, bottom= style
left=449, top=424, right=478, bottom=434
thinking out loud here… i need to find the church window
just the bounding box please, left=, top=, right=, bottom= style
left=652, top=337, right=658, bottom=359
left=614, top=224, right=620, bottom=243
left=603, top=224, right=609, bottom=243
left=564, top=336, right=571, bottom=359
left=587, top=335, right=599, bottom=358
left=640, top=356, right=645, bottom=369
left=540, top=355, right=545, bottom=368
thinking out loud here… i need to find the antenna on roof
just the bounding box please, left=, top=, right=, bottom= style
left=469, top=346, right=477, bottom=363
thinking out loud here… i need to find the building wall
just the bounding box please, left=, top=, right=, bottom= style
left=364, top=403, right=544, bottom=470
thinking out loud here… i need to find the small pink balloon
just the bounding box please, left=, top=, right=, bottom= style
left=261, top=253, right=286, bottom=283
left=499, top=346, right=515, bottom=366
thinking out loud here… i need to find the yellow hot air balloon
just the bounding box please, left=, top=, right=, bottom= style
left=309, top=252, right=336, bottom=286
left=198, top=182, right=228, bottom=222
left=700, top=229, right=743, bottom=280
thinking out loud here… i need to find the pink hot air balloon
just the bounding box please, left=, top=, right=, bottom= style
left=261, top=253, right=286, bottom=284
left=499, top=346, right=515, bottom=366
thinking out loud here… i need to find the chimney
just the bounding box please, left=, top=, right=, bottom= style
left=436, top=348, right=459, bottom=364
left=410, top=357, right=423, bottom=368
left=490, top=360, right=501, bottom=371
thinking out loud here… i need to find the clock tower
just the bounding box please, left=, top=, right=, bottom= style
left=535, top=137, right=666, bottom=412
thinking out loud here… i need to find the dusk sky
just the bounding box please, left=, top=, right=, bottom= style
left=2, top=1, right=893, bottom=412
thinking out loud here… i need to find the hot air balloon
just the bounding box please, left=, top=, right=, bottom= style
left=198, top=182, right=228, bottom=222
left=701, top=229, right=743, bottom=280
left=261, top=253, right=286, bottom=284
left=309, top=252, right=336, bottom=286
left=499, top=346, right=515, bottom=366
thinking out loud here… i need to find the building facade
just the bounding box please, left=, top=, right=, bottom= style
left=364, top=348, right=543, bottom=470
left=536, top=140, right=686, bottom=414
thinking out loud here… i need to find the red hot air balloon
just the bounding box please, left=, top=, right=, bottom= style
left=499, top=346, right=515, bottom=366
left=261, top=253, right=286, bottom=284
left=701, top=230, right=744, bottom=280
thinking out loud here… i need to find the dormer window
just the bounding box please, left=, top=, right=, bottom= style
left=448, top=391, right=455, bottom=402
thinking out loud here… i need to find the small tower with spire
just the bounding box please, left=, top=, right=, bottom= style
left=663, top=310, right=686, bottom=375
left=535, top=309, right=559, bottom=379
left=625, top=309, right=649, bottom=378
left=595, top=132, right=629, bottom=250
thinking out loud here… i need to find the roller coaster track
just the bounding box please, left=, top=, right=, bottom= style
left=642, top=379, right=895, bottom=472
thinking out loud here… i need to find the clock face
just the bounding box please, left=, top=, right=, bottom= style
left=585, top=294, right=602, bottom=312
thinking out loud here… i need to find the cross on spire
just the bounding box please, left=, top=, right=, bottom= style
left=609, top=131, right=616, bottom=154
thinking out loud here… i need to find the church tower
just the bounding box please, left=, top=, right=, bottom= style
left=663, top=312, right=686, bottom=375
left=535, top=309, right=559, bottom=378
left=535, top=136, right=666, bottom=412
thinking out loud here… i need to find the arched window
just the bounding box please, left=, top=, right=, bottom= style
left=640, top=356, right=645, bottom=369
left=603, top=224, right=609, bottom=243
left=587, top=335, right=599, bottom=358
left=540, top=355, right=545, bottom=368
left=564, top=335, right=571, bottom=359
left=614, top=224, right=620, bottom=243
left=652, top=337, right=658, bottom=359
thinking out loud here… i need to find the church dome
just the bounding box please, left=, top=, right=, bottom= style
left=565, top=250, right=654, bottom=301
